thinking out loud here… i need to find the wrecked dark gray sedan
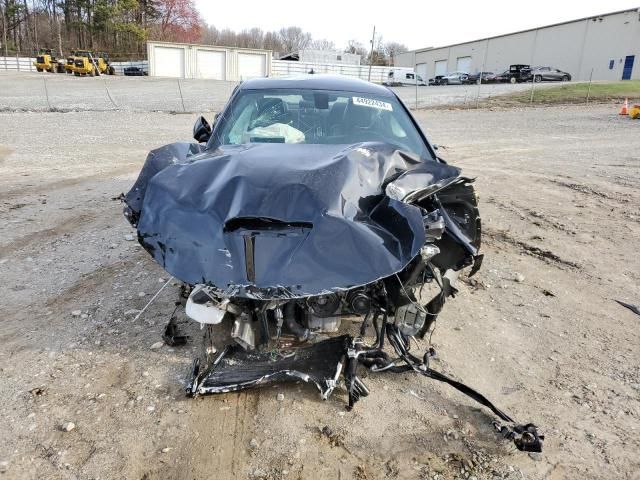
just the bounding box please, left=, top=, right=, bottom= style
left=123, top=75, right=542, bottom=452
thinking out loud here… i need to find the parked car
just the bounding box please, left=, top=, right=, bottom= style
left=464, top=72, right=497, bottom=84
left=428, top=75, right=445, bottom=86
left=124, top=66, right=148, bottom=76
left=530, top=66, right=571, bottom=82
left=504, top=64, right=532, bottom=84
left=440, top=71, right=469, bottom=85
left=493, top=70, right=511, bottom=83
left=384, top=68, right=426, bottom=86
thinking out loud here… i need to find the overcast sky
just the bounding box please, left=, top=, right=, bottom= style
left=195, top=0, right=639, bottom=50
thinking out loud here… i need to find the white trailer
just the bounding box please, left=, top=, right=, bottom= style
left=383, top=68, right=426, bottom=86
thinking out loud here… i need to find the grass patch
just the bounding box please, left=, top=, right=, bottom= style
left=491, top=80, right=640, bottom=105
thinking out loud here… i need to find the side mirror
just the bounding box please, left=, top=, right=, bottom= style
left=193, top=116, right=212, bottom=143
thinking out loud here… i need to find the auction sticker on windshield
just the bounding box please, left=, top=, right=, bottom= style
left=353, top=97, right=393, bottom=111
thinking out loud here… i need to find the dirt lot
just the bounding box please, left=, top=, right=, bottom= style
left=0, top=101, right=639, bottom=480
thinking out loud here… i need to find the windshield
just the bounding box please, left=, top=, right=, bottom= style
left=211, top=88, right=430, bottom=159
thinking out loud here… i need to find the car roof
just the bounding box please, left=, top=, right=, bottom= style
left=238, top=74, right=394, bottom=97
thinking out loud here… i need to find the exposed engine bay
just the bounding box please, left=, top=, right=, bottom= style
left=123, top=134, right=542, bottom=453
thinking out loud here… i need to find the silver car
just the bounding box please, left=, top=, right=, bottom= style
left=530, top=66, right=571, bottom=82
left=440, top=71, right=469, bottom=85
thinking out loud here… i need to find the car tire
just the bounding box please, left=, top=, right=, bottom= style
left=562, top=76, right=569, bottom=82
left=442, top=79, right=448, bottom=85
left=509, top=77, right=516, bottom=84
left=36, top=67, right=43, bottom=72
left=534, top=75, right=542, bottom=83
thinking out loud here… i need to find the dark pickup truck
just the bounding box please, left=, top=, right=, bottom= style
left=505, top=64, right=532, bottom=83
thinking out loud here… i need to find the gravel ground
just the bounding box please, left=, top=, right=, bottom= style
left=0, top=103, right=639, bottom=480
left=0, top=71, right=558, bottom=112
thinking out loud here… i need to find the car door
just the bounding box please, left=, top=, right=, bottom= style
left=405, top=72, right=415, bottom=86
left=546, top=68, right=560, bottom=81
left=539, top=67, right=551, bottom=80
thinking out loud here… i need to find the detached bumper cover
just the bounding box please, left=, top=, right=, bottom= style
left=187, top=335, right=351, bottom=399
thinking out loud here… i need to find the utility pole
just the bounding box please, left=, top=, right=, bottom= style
left=367, top=25, right=375, bottom=82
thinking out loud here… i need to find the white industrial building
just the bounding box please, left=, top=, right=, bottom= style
left=147, top=41, right=271, bottom=80
left=279, top=49, right=361, bottom=65
left=396, top=8, right=640, bottom=81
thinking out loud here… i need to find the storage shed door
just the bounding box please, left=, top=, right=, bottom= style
left=456, top=56, right=472, bottom=73
left=238, top=53, right=266, bottom=79
left=196, top=49, right=226, bottom=80
left=153, top=46, right=184, bottom=78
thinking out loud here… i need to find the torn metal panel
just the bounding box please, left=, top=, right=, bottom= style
left=188, top=335, right=349, bottom=399
left=125, top=141, right=461, bottom=298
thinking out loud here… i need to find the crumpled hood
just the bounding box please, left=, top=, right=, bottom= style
left=125, top=142, right=461, bottom=298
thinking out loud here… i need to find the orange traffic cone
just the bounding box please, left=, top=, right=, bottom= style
left=619, top=98, right=629, bottom=115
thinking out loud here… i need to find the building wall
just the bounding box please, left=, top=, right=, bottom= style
left=397, top=9, right=640, bottom=81
left=272, top=59, right=393, bottom=83
left=147, top=41, right=272, bottom=80
left=298, top=50, right=361, bottom=65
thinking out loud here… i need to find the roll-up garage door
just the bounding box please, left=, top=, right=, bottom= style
left=153, top=46, right=184, bottom=78
left=434, top=60, right=447, bottom=76
left=238, top=53, right=266, bottom=79
left=456, top=56, right=472, bottom=73
left=416, top=63, right=427, bottom=81
left=196, top=49, right=226, bottom=80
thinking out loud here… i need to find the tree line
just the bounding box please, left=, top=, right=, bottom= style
left=1, top=0, right=407, bottom=64
left=202, top=25, right=408, bottom=65
left=1, top=0, right=201, bottom=58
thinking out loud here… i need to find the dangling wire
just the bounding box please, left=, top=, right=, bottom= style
left=395, top=273, right=426, bottom=314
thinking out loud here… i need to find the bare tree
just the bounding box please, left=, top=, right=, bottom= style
left=310, top=38, right=334, bottom=51
left=366, top=34, right=387, bottom=66
left=278, top=25, right=311, bottom=54
left=201, top=24, right=219, bottom=44
left=263, top=30, right=283, bottom=54
left=1, top=2, right=8, bottom=57
left=384, top=41, right=407, bottom=65
left=245, top=27, right=263, bottom=49
left=344, top=39, right=367, bottom=57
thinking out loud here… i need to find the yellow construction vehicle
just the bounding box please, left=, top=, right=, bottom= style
left=98, top=52, right=116, bottom=75
left=64, top=50, right=76, bottom=74
left=72, top=50, right=115, bottom=76
left=33, top=49, right=65, bottom=73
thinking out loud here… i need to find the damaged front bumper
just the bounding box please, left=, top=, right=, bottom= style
left=187, top=336, right=349, bottom=399
left=186, top=329, right=544, bottom=453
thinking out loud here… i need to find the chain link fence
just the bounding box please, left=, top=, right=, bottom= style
left=2, top=65, right=625, bottom=114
